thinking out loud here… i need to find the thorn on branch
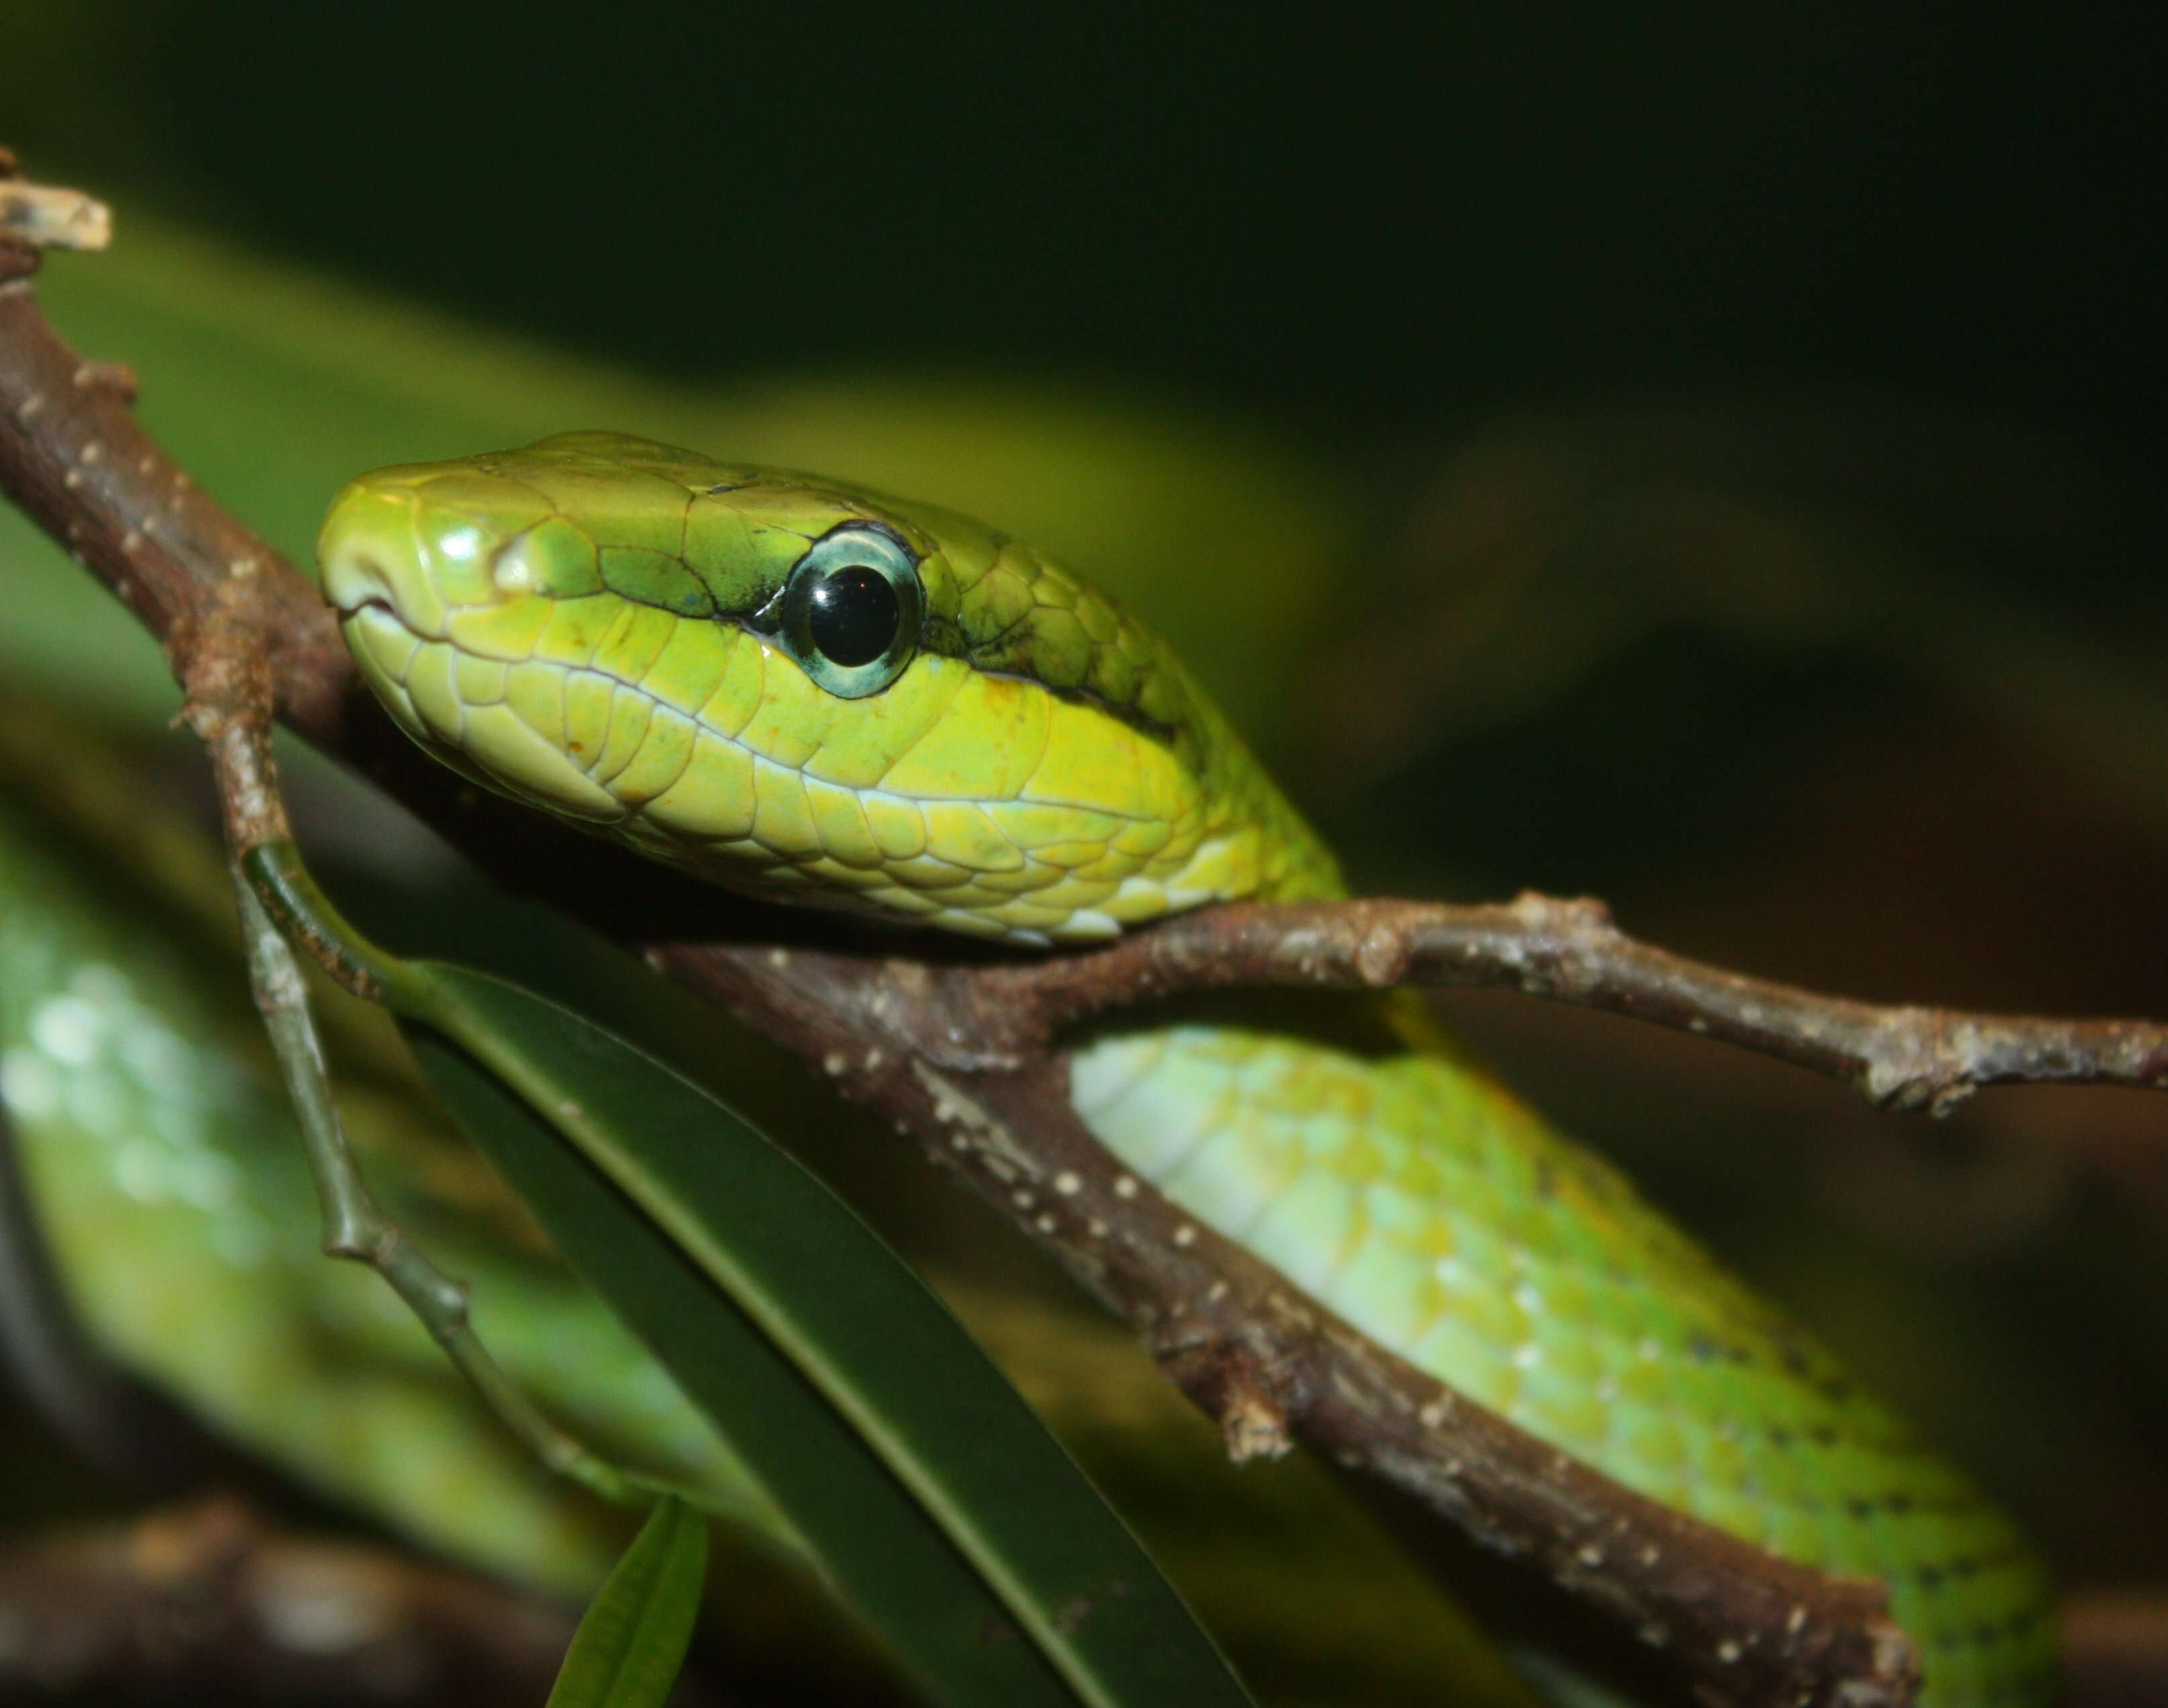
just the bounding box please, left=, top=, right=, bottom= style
left=72, top=358, right=138, bottom=402
left=1156, top=1336, right=1297, bottom=1463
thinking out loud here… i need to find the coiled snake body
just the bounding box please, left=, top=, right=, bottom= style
left=321, top=432, right=2053, bottom=1705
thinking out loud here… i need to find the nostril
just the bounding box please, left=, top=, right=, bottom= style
left=320, top=546, right=393, bottom=614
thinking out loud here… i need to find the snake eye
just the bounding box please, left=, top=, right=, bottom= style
left=807, top=564, right=898, bottom=666
left=777, top=524, right=924, bottom=697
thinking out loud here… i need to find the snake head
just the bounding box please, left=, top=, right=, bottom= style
left=319, top=433, right=1335, bottom=941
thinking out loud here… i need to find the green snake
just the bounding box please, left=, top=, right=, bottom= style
left=318, top=431, right=2055, bottom=1705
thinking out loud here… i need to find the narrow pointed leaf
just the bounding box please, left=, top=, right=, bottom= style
left=410, top=1032, right=1073, bottom=1707
left=547, top=1496, right=708, bottom=1708
left=405, top=964, right=1252, bottom=1708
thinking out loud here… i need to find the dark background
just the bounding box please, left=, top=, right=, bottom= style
left=11, top=5, right=2159, bottom=456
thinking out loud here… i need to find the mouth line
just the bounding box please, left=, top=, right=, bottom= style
left=335, top=593, right=442, bottom=644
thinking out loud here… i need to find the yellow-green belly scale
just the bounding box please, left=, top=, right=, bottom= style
left=319, top=432, right=2055, bottom=1704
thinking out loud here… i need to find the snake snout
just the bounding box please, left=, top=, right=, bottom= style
left=317, top=531, right=399, bottom=619
left=317, top=485, right=464, bottom=638
left=320, top=556, right=401, bottom=635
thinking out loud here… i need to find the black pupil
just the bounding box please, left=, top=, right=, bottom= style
left=807, top=564, right=901, bottom=667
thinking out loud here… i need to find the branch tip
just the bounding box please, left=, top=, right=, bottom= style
left=0, top=181, right=112, bottom=252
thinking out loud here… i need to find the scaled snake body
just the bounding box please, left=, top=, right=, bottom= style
left=321, top=432, right=2053, bottom=1705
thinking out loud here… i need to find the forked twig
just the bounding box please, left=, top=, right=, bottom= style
left=142, top=370, right=654, bottom=1515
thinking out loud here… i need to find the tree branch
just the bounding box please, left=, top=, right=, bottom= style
left=0, top=1497, right=622, bottom=1705
left=650, top=938, right=1917, bottom=1705
left=979, top=893, right=2168, bottom=1115
left=2061, top=1589, right=2168, bottom=1708
left=17, top=185, right=2147, bottom=1703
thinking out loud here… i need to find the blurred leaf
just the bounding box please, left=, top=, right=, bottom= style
left=0, top=713, right=1563, bottom=1702
left=0, top=781, right=671, bottom=1590
left=407, top=966, right=1253, bottom=1708
left=3, top=217, right=1350, bottom=740
left=547, top=1495, right=708, bottom=1708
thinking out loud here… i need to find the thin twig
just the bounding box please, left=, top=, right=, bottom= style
left=164, top=561, right=655, bottom=1508
left=228, top=867, right=648, bottom=1506
left=986, top=893, right=2168, bottom=1114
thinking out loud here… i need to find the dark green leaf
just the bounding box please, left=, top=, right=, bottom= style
left=547, top=1496, right=708, bottom=1708
left=406, top=966, right=1252, bottom=1708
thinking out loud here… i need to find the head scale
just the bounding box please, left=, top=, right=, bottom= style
left=319, top=432, right=1335, bottom=942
